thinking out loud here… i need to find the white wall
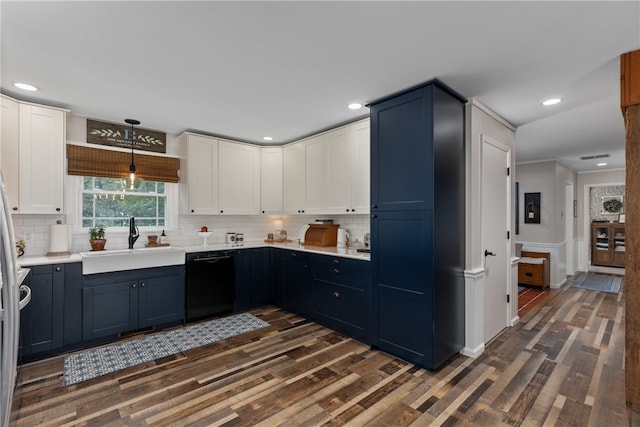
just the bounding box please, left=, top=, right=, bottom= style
left=463, top=99, right=516, bottom=358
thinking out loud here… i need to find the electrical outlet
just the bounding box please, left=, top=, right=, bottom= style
left=24, top=232, right=32, bottom=242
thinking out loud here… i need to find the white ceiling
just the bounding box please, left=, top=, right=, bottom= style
left=2, top=1, right=638, bottom=172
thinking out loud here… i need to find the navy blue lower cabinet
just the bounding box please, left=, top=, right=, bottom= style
left=139, top=274, right=186, bottom=328
left=371, top=207, right=466, bottom=369
left=269, top=248, right=286, bottom=307
left=62, top=262, right=83, bottom=347
left=235, top=248, right=269, bottom=312
left=282, top=251, right=313, bottom=318
left=82, top=280, right=137, bottom=341
left=234, top=249, right=251, bottom=311
left=82, top=266, right=185, bottom=341
left=19, top=264, right=64, bottom=357
left=311, top=255, right=371, bottom=344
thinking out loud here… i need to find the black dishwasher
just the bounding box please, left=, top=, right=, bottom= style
left=186, top=250, right=235, bottom=323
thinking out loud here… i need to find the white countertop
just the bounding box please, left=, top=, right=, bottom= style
left=181, top=240, right=371, bottom=261
left=17, top=240, right=370, bottom=267
left=18, top=253, right=82, bottom=267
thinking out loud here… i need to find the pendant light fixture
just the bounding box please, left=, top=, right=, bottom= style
left=125, top=118, right=140, bottom=190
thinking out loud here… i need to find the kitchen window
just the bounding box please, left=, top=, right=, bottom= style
left=81, top=177, right=167, bottom=228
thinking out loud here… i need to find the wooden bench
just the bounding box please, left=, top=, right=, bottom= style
left=518, top=251, right=550, bottom=290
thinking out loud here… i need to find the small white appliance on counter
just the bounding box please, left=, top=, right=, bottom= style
left=0, top=174, right=31, bottom=425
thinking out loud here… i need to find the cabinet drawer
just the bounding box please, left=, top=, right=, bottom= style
left=313, top=280, right=369, bottom=341
left=312, top=257, right=370, bottom=290
left=517, top=263, right=543, bottom=285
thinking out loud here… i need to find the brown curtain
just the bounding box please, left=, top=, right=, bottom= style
left=67, top=144, right=179, bottom=183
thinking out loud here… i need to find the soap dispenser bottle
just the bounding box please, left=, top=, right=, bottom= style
left=159, top=230, right=168, bottom=245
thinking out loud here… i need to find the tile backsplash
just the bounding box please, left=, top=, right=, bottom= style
left=13, top=214, right=370, bottom=257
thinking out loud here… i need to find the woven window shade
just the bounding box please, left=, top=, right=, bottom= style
left=67, top=144, right=179, bottom=183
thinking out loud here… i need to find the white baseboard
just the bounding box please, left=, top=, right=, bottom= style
left=460, top=343, right=485, bottom=358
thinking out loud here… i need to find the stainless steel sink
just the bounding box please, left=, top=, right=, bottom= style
left=80, top=246, right=186, bottom=274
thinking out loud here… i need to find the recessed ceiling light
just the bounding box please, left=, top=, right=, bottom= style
left=14, top=82, right=38, bottom=91
left=597, top=162, right=607, bottom=167
left=262, top=136, right=274, bottom=141
left=348, top=103, right=363, bottom=110
left=542, top=98, right=562, bottom=106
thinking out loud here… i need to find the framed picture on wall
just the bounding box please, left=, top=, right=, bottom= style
left=524, top=192, right=541, bottom=224
left=619, top=214, right=626, bottom=223
left=601, top=195, right=624, bottom=215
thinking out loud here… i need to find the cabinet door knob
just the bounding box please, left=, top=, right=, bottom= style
left=55, top=208, right=61, bottom=212
left=55, top=266, right=61, bottom=272
left=351, top=209, right=355, bottom=212
left=12, top=207, right=17, bottom=211
left=346, top=209, right=350, bottom=212
left=131, top=283, right=137, bottom=288
left=220, top=210, right=224, bottom=213
left=333, top=291, right=340, bottom=298
left=333, top=268, right=340, bottom=274
left=191, top=209, right=195, bottom=213
left=262, top=210, right=265, bottom=214
left=371, top=214, right=377, bottom=218
left=140, top=282, right=146, bottom=287
left=333, top=259, right=340, bottom=264
left=371, top=204, right=377, bottom=209
left=291, top=252, right=296, bottom=257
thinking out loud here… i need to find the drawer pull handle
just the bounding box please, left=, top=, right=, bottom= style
left=333, top=292, right=340, bottom=298
left=525, top=272, right=533, bottom=277
left=333, top=259, right=340, bottom=264
left=333, top=268, right=340, bottom=274
left=132, top=283, right=137, bottom=288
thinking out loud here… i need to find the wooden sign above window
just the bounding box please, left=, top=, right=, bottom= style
left=87, top=119, right=166, bottom=153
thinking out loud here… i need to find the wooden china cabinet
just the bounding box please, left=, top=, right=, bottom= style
left=591, top=222, right=625, bottom=267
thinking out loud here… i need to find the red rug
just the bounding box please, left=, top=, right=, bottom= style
left=518, top=287, right=550, bottom=317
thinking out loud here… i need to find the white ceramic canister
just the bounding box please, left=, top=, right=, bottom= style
left=226, top=232, right=236, bottom=245
left=337, top=228, right=349, bottom=248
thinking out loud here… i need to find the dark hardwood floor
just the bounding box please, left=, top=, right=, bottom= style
left=11, top=272, right=632, bottom=426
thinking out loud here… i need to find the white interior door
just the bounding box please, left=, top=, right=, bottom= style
left=481, top=136, right=511, bottom=341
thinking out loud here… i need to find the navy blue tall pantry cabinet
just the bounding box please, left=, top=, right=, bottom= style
left=369, top=80, right=465, bottom=369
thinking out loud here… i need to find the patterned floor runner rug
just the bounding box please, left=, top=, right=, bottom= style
left=63, top=312, right=269, bottom=386
left=572, top=273, right=622, bottom=294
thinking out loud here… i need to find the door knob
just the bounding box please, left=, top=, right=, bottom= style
left=484, top=250, right=496, bottom=257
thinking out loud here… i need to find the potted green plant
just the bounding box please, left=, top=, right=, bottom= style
left=89, top=224, right=107, bottom=251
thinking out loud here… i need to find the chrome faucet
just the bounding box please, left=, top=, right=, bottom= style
left=128, top=216, right=139, bottom=249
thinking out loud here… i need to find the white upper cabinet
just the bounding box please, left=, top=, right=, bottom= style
left=218, top=141, right=260, bottom=215
left=0, top=95, right=20, bottom=212
left=17, top=103, right=66, bottom=214
left=304, top=134, right=327, bottom=215
left=180, top=133, right=261, bottom=215
left=325, top=126, right=351, bottom=214
left=283, top=142, right=306, bottom=214
left=349, top=118, right=371, bottom=214
left=281, top=118, right=370, bottom=216
left=181, top=133, right=219, bottom=215
left=260, top=147, right=283, bottom=215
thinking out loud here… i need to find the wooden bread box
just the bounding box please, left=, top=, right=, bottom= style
left=304, top=224, right=339, bottom=247
left=518, top=251, right=550, bottom=290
